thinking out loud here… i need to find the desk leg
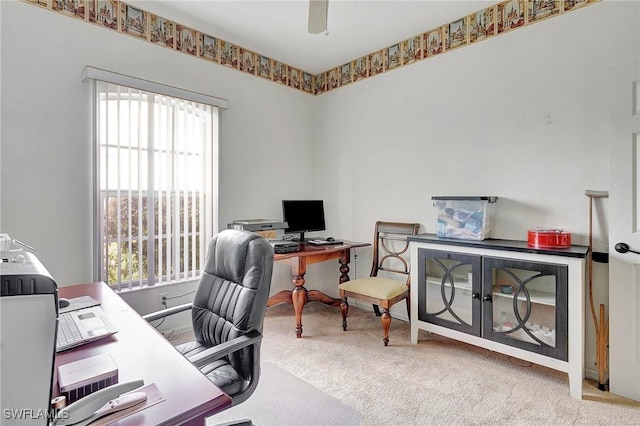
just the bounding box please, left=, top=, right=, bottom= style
left=267, top=257, right=309, bottom=338
left=292, top=269, right=307, bottom=338
left=267, top=250, right=351, bottom=338
left=338, top=250, right=351, bottom=283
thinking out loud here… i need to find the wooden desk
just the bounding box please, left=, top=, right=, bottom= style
left=56, top=282, right=232, bottom=425
left=267, top=241, right=369, bottom=338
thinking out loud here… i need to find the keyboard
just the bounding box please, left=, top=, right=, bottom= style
left=57, top=312, right=83, bottom=350
left=308, top=239, right=342, bottom=246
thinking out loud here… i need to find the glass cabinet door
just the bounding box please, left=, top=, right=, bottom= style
left=417, top=249, right=481, bottom=336
left=482, top=256, right=568, bottom=361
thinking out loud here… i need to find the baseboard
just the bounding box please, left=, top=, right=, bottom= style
left=585, top=366, right=608, bottom=384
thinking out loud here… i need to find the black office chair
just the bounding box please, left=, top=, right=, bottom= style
left=144, top=229, right=274, bottom=407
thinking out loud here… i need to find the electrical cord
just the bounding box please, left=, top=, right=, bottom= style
left=353, top=252, right=358, bottom=278
left=151, top=316, right=165, bottom=329
left=351, top=252, right=363, bottom=312
left=150, top=294, right=170, bottom=329
left=150, top=290, right=195, bottom=331
left=164, top=290, right=196, bottom=301
left=351, top=252, right=360, bottom=311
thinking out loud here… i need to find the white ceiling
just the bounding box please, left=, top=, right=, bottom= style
left=127, top=0, right=495, bottom=75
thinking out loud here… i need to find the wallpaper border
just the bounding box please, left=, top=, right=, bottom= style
left=22, top=0, right=601, bottom=96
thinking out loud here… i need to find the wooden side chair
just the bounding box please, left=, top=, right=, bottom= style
left=338, top=221, right=420, bottom=346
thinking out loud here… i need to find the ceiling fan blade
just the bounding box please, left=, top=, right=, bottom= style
left=308, top=0, right=328, bottom=34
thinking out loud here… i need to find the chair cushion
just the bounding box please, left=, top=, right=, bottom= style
left=176, top=341, right=247, bottom=397
left=338, top=277, right=408, bottom=300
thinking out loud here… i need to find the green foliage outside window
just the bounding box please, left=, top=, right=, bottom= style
left=104, top=192, right=201, bottom=285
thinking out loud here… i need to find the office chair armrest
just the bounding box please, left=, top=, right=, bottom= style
left=142, top=303, right=192, bottom=322
left=189, top=330, right=263, bottom=367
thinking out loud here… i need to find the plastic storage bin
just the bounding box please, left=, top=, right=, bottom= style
left=432, top=196, right=498, bottom=241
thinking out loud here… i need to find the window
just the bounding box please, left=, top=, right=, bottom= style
left=92, top=74, right=221, bottom=291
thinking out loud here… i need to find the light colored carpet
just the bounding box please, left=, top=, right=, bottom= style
left=181, top=301, right=640, bottom=425
left=208, top=361, right=362, bottom=426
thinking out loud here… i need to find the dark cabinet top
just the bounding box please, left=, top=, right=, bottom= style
left=409, top=233, right=589, bottom=259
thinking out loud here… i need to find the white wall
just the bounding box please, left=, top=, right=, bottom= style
left=313, top=1, right=639, bottom=377
left=0, top=0, right=315, bottom=319
left=1, top=0, right=638, bottom=377
left=317, top=2, right=636, bottom=243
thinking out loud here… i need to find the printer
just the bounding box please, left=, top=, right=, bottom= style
left=227, top=220, right=299, bottom=253
left=1, top=236, right=58, bottom=425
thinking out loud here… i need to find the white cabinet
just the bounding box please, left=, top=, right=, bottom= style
left=409, top=234, right=588, bottom=399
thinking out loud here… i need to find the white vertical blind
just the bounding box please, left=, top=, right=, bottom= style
left=94, top=79, right=218, bottom=291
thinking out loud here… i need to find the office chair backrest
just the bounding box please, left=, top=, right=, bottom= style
left=370, top=221, right=420, bottom=283
left=191, top=230, right=273, bottom=381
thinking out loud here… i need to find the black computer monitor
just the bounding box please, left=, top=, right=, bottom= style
left=282, top=200, right=326, bottom=242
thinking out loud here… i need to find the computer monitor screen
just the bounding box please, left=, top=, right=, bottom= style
left=282, top=200, right=326, bottom=242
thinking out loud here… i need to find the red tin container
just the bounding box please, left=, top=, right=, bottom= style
left=527, top=228, right=571, bottom=248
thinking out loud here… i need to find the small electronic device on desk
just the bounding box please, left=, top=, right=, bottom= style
left=55, top=379, right=148, bottom=426
left=307, top=237, right=342, bottom=246
left=59, top=295, right=100, bottom=313
left=269, top=240, right=300, bottom=254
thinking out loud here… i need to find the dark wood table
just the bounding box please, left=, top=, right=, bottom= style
left=267, top=241, right=369, bottom=338
left=56, top=282, right=232, bottom=425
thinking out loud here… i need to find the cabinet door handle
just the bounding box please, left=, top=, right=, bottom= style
left=472, top=293, right=480, bottom=300
left=483, top=295, right=492, bottom=302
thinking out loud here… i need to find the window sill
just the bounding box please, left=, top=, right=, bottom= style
left=113, top=277, right=200, bottom=295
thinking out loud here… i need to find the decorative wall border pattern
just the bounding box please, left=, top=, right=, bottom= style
left=23, top=0, right=600, bottom=96
left=315, top=0, right=599, bottom=94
